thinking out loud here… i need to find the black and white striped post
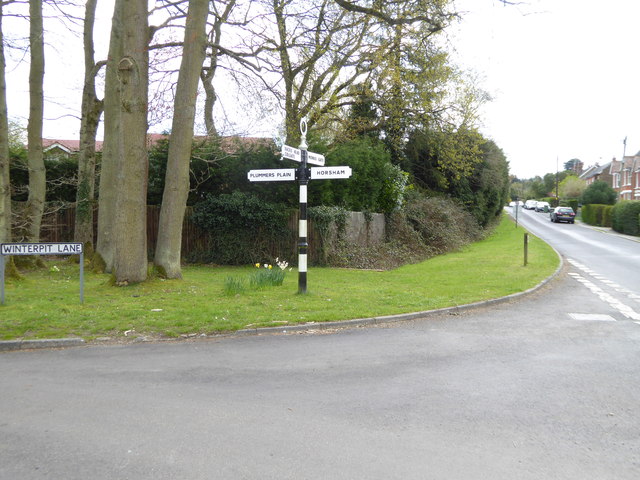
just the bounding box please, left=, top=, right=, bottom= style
left=297, top=120, right=310, bottom=294
left=247, top=117, right=351, bottom=294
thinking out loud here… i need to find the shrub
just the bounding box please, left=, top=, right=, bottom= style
left=611, top=201, right=640, bottom=236
left=312, top=137, right=408, bottom=214
left=393, top=193, right=482, bottom=256
left=581, top=204, right=610, bottom=226
left=147, top=137, right=298, bottom=207
left=563, top=198, right=579, bottom=213
left=602, top=205, right=614, bottom=227
left=580, top=180, right=617, bottom=205
left=308, top=206, right=348, bottom=265
left=191, top=191, right=293, bottom=264
left=307, top=194, right=483, bottom=270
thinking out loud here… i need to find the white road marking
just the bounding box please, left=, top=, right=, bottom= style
left=567, top=259, right=640, bottom=321
left=568, top=313, right=616, bottom=321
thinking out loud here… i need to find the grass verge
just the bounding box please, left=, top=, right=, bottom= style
left=0, top=215, right=559, bottom=341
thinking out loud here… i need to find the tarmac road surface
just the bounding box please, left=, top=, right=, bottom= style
left=2, top=214, right=640, bottom=479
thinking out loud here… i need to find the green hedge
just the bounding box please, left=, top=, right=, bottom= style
left=190, top=191, right=294, bottom=264
left=612, top=201, right=640, bottom=236
left=561, top=198, right=579, bottom=213
left=602, top=205, right=614, bottom=228
left=582, top=204, right=613, bottom=227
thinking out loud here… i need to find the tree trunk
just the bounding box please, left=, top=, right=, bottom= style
left=26, top=0, right=45, bottom=243
left=200, top=0, right=236, bottom=138
left=0, top=6, right=10, bottom=244
left=96, top=0, right=125, bottom=272
left=75, top=0, right=103, bottom=256
left=111, top=0, right=149, bottom=284
left=154, top=0, right=208, bottom=279
left=201, top=69, right=217, bottom=137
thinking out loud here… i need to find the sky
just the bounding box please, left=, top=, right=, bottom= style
left=5, top=0, right=640, bottom=180
left=450, top=0, right=640, bottom=178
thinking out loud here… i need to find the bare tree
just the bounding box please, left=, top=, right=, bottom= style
left=110, top=0, right=149, bottom=284
left=0, top=5, right=10, bottom=245
left=74, top=0, right=104, bottom=256
left=246, top=0, right=375, bottom=142
left=25, top=0, right=45, bottom=243
left=96, top=0, right=149, bottom=284
left=95, top=0, right=124, bottom=272
left=200, top=0, right=237, bottom=137
left=154, top=0, right=208, bottom=279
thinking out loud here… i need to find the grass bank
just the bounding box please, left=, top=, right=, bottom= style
left=0, top=215, right=559, bottom=341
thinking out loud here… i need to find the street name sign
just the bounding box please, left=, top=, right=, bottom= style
left=281, top=145, right=301, bottom=162
left=307, top=151, right=325, bottom=166
left=310, top=166, right=352, bottom=179
left=281, top=144, right=325, bottom=166
left=0, top=242, right=85, bottom=304
left=248, top=168, right=297, bottom=182
left=1, top=242, right=83, bottom=255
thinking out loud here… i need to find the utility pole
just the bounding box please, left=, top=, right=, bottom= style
left=555, top=156, right=559, bottom=206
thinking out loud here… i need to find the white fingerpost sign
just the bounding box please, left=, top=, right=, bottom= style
left=249, top=119, right=352, bottom=294
left=281, top=144, right=325, bottom=166
left=310, top=166, right=352, bottom=179
left=281, top=145, right=301, bottom=162
left=248, top=168, right=297, bottom=182
left=0, top=243, right=85, bottom=305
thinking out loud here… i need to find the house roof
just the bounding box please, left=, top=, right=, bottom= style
left=41, top=134, right=273, bottom=155
left=580, top=161, right=611, bottom=179
left=43, top=139, right=104, bottom=153
left=610, top=156, right=638, bottom=174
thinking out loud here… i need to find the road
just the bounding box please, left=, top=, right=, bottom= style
left=511, top=206, right=640, bottom=318
left=1, top=212, right=640, bottom=479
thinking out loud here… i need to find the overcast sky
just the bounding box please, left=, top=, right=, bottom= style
left=450, top=0, right=640, bottom=178
left=6, top=0, right=640, bottom=180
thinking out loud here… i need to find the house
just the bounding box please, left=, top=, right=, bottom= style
left=42, top=139, right=104, bottom=160
left=40, top=134, right=272, bottom=159
left=579, top=161, right=612, bottom=187
left=610, top=153, right=640, bottom=200
left=609, top=154, right=639, bottom=200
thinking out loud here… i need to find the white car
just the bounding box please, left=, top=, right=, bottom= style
left=535, top=201, right=550, bottom=212
left=524, top=200, right=538, bottom=210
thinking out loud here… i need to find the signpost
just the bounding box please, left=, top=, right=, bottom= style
left=0, top=242, right=84, bottom=305
left=247, top=168, right=296, bottom=182
left=310, top=166, right=352, bottom=180
left=281, top=144, right=325, bottom=166
left=248, top=119, right=352, bottom=293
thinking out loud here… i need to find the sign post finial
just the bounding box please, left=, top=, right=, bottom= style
left=299, top=118, right=308, bottom=150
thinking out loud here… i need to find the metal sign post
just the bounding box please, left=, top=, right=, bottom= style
left=297, top=122, right=310, bottom=293
left=0, top=243, right=84, bottom=305
left=247, top=118, right=352, bottom=294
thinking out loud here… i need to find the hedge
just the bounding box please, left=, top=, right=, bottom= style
left=611, top=201, right=640, bottom=236
left=581, top=204, right=613, bottom=227
left=561, top=198, right=579, bottom=213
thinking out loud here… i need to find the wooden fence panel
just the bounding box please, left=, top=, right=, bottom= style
left=37, top=206, right=324, bottom=265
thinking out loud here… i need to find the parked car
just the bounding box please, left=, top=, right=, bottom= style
left=550, top=206, right=576, bottom=223
left=508, top=201, right=523, bottom=207
left=524, top=200, right=538, bottom=210
left=535, top=201, right=550, bottom=212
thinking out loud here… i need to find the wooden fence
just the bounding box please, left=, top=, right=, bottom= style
left=38, top=205, right=324, bottom=264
